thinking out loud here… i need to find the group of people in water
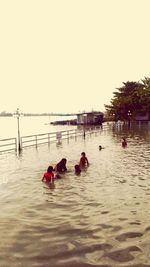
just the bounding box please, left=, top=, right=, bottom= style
left=42, top=138, right=127, bottom=187
left=42, top=152, right=89, bottom=186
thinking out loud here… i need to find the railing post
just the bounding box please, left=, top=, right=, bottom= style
left=75, top=129, right=77, bottom=141
left=67, top=131, right=69, bottom=143
left=48, top=133, right=50, bottom=146
left=15, top=138, right=17, bottom=152
left=20, top=137, right=22, bottom=150
left=83, top=125, right=85, bottom=139
left=35, top=135, right=37, bottom=148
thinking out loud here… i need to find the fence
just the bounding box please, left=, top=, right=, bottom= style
left=0, top=138, right=17, bottom=153
left=21, top=129, right=78, bottom=148
left=0, top=126, right=105, bottom=153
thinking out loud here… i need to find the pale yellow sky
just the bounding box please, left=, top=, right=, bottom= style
left=0, top=0, right=150, bottom=113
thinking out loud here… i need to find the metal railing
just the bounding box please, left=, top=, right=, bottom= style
left=0, top=125, right=105, bottom=153
left=0, top=138, right=17, bottom=153
left=21, top=129, right=82, bottom=148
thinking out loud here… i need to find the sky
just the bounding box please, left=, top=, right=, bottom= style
left=0, top=0, right=150, bottom=114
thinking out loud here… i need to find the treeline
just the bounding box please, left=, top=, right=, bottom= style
left=105, top=76, right=150, bottom=121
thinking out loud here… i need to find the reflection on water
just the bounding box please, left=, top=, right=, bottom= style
left=0, top=123, right=150, bottom=267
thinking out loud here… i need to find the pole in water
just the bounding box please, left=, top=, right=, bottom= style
left=83, top=127, right=85, bottom=139
left=15, top=108, right=22, bottom=153
left=83, top=113, right=86, bottom=139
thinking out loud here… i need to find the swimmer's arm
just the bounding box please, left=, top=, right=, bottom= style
left=86, top=157, right=89, bottom=165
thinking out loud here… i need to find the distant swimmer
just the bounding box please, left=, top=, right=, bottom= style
left=79, top=152, right=89, bottom=168
left=122, top=137, right=127, bottom=148
left=99, top=145, right=104, bottom=150
left=42, top=166, right=55, bottom=184
left=74, top=164, right=81, bottom=175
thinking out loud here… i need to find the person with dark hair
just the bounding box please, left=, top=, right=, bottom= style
left=55, top=158, right=67, bottom=173
left=74, top=164, right=81, bottom=175
left=42, top=166, right=54, bottom=184
left=79, top=152, right=89, bottom=168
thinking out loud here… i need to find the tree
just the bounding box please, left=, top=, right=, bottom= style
left=105, top=78, right=150, bottom=121
left=140, top=77, right=150, bottom=113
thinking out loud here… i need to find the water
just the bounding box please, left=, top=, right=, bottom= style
left=0, top=115, right=77, bottom=139
left=0, top=122, right=150, bottom=266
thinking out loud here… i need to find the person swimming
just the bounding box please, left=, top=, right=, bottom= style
left=74, top=164, right=81, bottom=175
left=79, top=152, right=89, bottom=168
left=99, top=145, right=104, bottom=150
left=54, top=158, right=67, bottom=173
left=42, top=166, right=55, bottom=184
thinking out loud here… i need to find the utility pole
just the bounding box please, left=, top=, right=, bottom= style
left=83, top=113, right=86, bottom=139
left=14, top=108, right=22, bottom=153
left=128, top=110, right=132, bottom=128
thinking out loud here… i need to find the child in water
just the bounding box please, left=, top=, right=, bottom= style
left=54, top=158, right=67, bottom=173
left=74, top=164, right=81, bottom=175
left=79, top=152, right=89, bottom=168
left=42, top=166, right=55, bottom=184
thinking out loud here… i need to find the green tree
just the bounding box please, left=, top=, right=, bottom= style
left=105, top=78, right=150, bottom=121
left=140, top=77, right=150, bottom=113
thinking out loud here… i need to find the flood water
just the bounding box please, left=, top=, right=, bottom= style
left=0, top=115, right=76, bottom=139
left=0, top=122, right=150, bottom=267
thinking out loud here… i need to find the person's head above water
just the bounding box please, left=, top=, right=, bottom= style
left=60, top=158, right=67, bottom=164
left=74, top=164, right=81, bottom=174
left=47, top=166, right=54, bottom=173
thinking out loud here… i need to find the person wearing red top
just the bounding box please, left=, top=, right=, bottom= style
left=42, top=166, right=54, bottom=184
left=79, top=152, right=89, bottom=168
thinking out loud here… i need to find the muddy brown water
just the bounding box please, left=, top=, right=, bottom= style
left=0, top=123, right=150, bottom=266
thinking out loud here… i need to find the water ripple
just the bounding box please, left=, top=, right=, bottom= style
left=0, top=124, right=150, bottom=266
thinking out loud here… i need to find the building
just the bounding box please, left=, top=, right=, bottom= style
left=77, top=111, right=104, bottom=125
left=135, top=112, right=150, bottom=122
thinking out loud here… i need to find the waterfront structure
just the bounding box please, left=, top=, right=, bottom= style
left=77, top=111, right=104, bottom=125
left=50, top=111, right=104, bottom=125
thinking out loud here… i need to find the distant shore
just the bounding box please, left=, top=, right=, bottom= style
left=0, top=113, right=77, bottom=117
